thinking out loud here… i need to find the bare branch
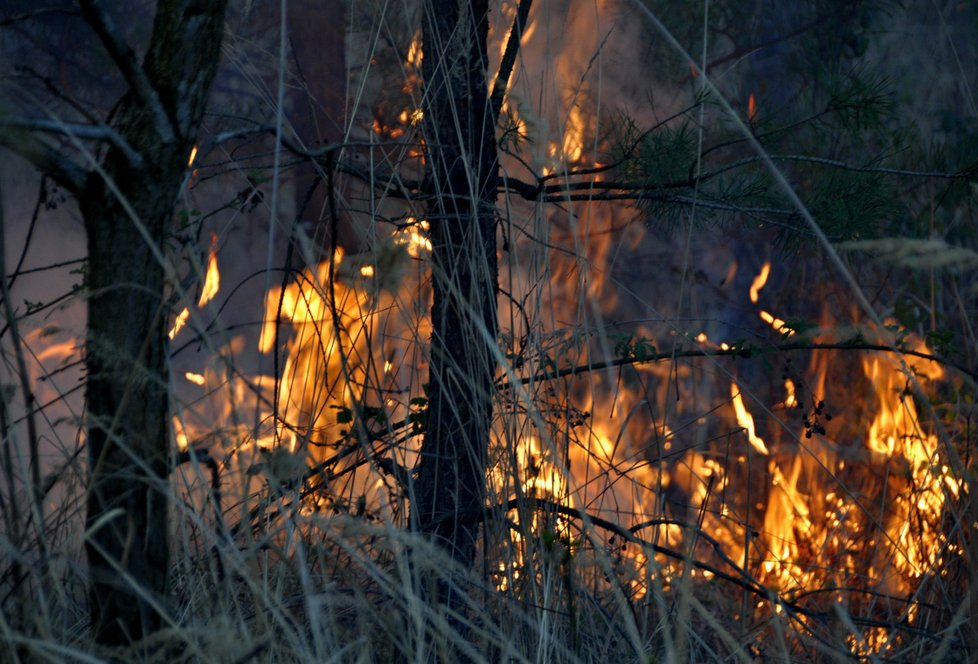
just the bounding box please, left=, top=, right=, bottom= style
left=77, top=0, right=175, bottom=144
left=0, top=117, right=143, bottom=167
left=0, top=127, right=86, bottom=192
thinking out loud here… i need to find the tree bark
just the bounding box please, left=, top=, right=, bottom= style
left=412, top=0, right=499, bottom=587
left=79, top=0, right=227, bottom=645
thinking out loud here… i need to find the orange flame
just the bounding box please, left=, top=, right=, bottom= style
left=173, top=417, right=190, bottom=451
left=168, top=307, right=190, bottom=340
left=749, top=261, right=770, bottom=303
left=197, top=232, right=220, bottom=307
left=406, top=30, right=422, bottom=67
left=184, top=372, right=205, bottom=386
left=730, top=384, right=770, bottom=455
left=759, top=310, right=794, bottom=336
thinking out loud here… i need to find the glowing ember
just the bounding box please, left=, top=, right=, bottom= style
left=184, top=372, right=205, bottom=386
left=759, top=309, right=793, bottom=336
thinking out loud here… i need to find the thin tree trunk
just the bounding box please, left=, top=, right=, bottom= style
left=79, top=0, right=227, bottom=644
left=412, top=0, right=499, bottom=588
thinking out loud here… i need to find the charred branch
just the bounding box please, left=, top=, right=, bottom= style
left=489, top=0, right=532, bottom=124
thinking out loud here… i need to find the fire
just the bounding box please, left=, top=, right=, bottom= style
left=397, top=108, right=424, bottom=125
left=393, top=218, right=432, bottom=257
left=168, top=307, right=190, bottom=339
left=730, top=384, right=770, bottom=455
left=861, top=343, right=954, bottom=583
left=4, top=9, right=966, bottom=662
left=173, top=417, right=190, bottom=452
left=197, top=232, right=220, bottom=306
left=162, top=15, right=962, bottom=658
left=759, top=309, right=793, bottom=336
left=187, top=144, right=198, bottom=167
left=749, top=261, right=770, bottom=303
left=561, top=105, right=586, bottom=163
left=406, top=30, right=422, bottom=67
left=783, top=378, right=797, bottom=407
left=184, top=372, right=205, bottom=386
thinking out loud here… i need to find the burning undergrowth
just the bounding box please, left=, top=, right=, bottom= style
left=152, top=1, right=978, bottom=658
left=2, top=1, right=976, bottom=661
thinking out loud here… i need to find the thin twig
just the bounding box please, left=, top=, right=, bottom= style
left=500, top=340, right=978, bottom=388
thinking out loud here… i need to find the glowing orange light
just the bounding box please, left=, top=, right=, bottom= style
left=173, top=417, right=189, bottom=451
left=730, top=384, right=770, bottom=454
left=184, top=372, right=205, bottom=386
left=749, top=261, right=770, bottom=303
left=406, top=31, right=422, bottom=67
left=393, top=218, right=432, bottom=257
left=197, top=232, right=220, bottom=306
left=168, top=307, right=190, bottom=340
left=760, top=310, right=793, bottom=336
left=561, top=106, right=585, bottom=163
left=784, top=378, right=797, bottom=408
left=747, top=93, right=757, bottom=122
left=187, top=145, right=198, bottom=167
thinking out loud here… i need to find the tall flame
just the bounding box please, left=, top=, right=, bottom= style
left=730, top=384, right=770, bottom=455
left=198, top=232, right=220, bottom=306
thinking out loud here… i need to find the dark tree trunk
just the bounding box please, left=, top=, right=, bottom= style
left=412, top=0, right=499, bottom=584
left=79, top=0, right=227, bottom=645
